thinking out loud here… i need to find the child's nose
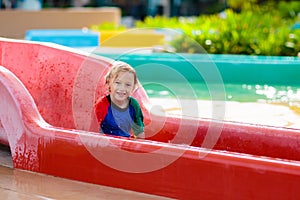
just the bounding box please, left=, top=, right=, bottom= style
left=118, top=83, right=126, bottom=90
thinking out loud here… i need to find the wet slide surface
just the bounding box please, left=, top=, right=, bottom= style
left=0, top=145, right=170, bottom=200
left=1, top=38, right=300, bottom=199
left=1, top=97, right=299, bottom=200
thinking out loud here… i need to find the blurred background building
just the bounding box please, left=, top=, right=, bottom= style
left=1, top=0, right=228, bottom=19
left=86, top=0, right=227, bottom=19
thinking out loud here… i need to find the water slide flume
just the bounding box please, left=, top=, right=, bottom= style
left=1, top=38, right=300, bottom=199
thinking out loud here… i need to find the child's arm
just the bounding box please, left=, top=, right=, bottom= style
left=130, top=98, right=145, bottom=139
left=94, top=96, right=110, bottom=131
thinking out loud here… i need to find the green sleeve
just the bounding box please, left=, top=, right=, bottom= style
left=130, top=97, right=144, bottom=136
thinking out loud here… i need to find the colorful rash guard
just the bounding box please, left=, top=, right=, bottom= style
left=94, top=95, right=144, bottom=137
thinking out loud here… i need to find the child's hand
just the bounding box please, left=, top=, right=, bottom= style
left=136, top=132, right=145, bottom=139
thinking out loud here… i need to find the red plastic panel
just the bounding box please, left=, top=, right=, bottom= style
left=1, top=38, right=300, bottom=199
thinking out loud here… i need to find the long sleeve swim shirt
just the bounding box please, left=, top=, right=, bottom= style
left=94, top=95, right=144, bottom=137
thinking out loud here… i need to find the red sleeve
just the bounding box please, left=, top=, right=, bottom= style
left=94, top=96, right=110, bottom=124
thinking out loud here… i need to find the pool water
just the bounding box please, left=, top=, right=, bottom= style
left=143, top=82, right=300, bottom=128
left=143, top=82, right=300, bottom=112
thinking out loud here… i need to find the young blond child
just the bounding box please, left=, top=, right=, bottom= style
left=94, top=61, right=145, bottom=139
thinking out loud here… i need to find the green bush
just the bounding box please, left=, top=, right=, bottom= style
left=136, top=2, right=300, bottom=56
left=90, top=22, right=127, bottom=31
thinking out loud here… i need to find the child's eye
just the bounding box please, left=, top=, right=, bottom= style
left=126, top=83, right=132, bottom=87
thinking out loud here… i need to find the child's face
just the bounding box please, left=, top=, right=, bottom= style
left=109, top=71, right=135, bottom=104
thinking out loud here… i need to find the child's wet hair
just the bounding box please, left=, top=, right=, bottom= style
left=105, top=61, right=138, bottom=90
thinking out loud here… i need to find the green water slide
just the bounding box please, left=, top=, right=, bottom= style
left=97, top=53, right=300, bottom=85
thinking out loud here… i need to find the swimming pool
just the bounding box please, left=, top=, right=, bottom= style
left=95, top=52, right=300, bottom=112
left=144, top=82, right=299, bottom=102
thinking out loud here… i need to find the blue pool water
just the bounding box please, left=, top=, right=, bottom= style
left=143, top=82, right=300, bottom=106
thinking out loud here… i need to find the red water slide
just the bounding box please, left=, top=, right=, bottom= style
left=1, top=38, right=300, bottom=199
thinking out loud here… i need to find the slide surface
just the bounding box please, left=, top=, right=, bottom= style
left=1, top=38, right=300, bottom=199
